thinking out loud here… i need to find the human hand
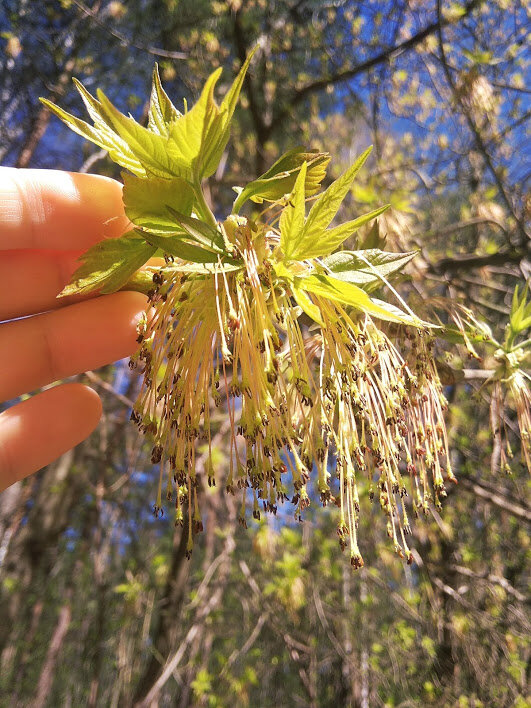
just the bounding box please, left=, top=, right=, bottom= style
left=0, top=168, right=146, bottom=493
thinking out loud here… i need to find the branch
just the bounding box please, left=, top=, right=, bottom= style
left=436, top=0, right=528, bottom=246
left=459, top=476, right=531, bottom=523
left=71, top=0, right=187, bottom=60
left=449, top=564, right=528, bottom=603
left=267, top=0, right=483, bottom=136
left=429, top=248, right=525, bottom=274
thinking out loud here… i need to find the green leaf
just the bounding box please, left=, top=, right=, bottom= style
left=168, top=50, right=255, bottom=181
left=59, top=232, right=156, bottom=297
left=293, top=205, right=390, bottom=260
left=168, top=69, right=224, bottom=180
left=147, top=64, right=182, bottom=135
left=221, top=46, right=257, bottom=117
left=40, top=96, right=145, bottom=176
left=510, top=284, right=531, bottom=333
left=122, top=174, right=195, bottom=232
left=280, top=161, right=307, bottom=259
left=166, top=208, right=225, bottom=252
left=290, top=146, right=373, bottom=258
left=233, top=148, right=329, bottom=213
left=292, top=284, right=324, bottom=326
left=322, top=249, right=417, bottom=291
left=97, top=89, right=184, bottom=178
left=139, top=230, right=222, bottom=263
left=358, top=218, right=387, bottom=250
left=296, top=272, right=416, bottom=324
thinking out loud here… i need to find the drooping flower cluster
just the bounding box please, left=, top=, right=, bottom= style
left=44, top=52, right=528, bottom=568
left=129, top=214, right=454, bottom=564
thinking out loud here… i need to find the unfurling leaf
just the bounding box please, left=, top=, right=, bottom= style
left=40, top=91, right=145, bottom=176
left=168, top=48, right=256, bottom=180
left=147, top=64, right=182, bottom=135
left=139, top=230, right=227, bottom=264
left=165, top=208, right=225, bottom=252
left=297, top=146, right=373, bottom=244
left=59, top=232, right=156, bottom=297
left=96, top=90, right=184, bottom=178
left=233, top=147, right=330, bottom=212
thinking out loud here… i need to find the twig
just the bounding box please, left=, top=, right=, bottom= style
left=459, top=477, right=531, bottom=523
left=84, top=370, right=135, bottom=409
left=436, top=0, right=528, bottom=246
left=71, top=0, right=187, bottom=60
left=219, top=612, right=269, bottom=678
left=449, top=565, right=527, bottom=603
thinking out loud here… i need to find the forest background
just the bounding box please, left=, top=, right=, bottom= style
left=0, top=1, right=529, bottom=706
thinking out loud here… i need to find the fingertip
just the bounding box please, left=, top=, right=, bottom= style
left=0, top=383, right=104, bottom=492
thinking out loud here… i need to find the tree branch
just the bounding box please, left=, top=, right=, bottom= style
left=459, top=476, right=531, bottom=523
left=267, top=0, right=483, bottom=137
left=436, top=0, right=528, bottom=246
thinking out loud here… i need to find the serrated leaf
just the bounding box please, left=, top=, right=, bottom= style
left=280, top=161, right=307, bottom=259
left=122, top=174, right=195, bottom=232
left=371, top=298, right=429, bottom=327
left=168, top=50, right=255, bottom=181
left=59, top=232, right=156, bottom=297
left=359, top=218, right=387, bottom=250
left=40, top=97, right=145, bottom=176
left=296, top=272, right=415, bottom=324
left=221, top=46, right=257, bottom=117
left=293, top=205, right=390, bottom=260
left=292, top=146, right=373, bottom=255
left=166, top=207, right=225, bottom=252
left=139, top=230, right=222, bottom=263
left=233, top=148, right=329, bottom=213
left=322, top=249, right=417, bottom=291
left=147, top=64, right=182, bottom=135
left=509, top=284, right=531, bottom=336
left=96, top=90, right=183, bottom=178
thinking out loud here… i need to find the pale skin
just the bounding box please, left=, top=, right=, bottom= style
left=0, top=168, right=147, bottom=493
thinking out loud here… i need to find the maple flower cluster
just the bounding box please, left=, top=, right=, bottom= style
left=43, top=53, right=463, bottom=566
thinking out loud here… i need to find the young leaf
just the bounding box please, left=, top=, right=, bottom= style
left=147, top=64, right=182, bottom=135
left=167, top=69, right=224, bottom=179
left=297, top=146, right=373, bottom=246
left=39, top=97, right=145, bottom=176
left=166, top=208, right=225, bottom=252
left=168, top=50, right=255, bottom=181
left=358, top=218, right=387, bottom=250
left=59, top=232, right=156, bottom=297
left=233, top=148, right=330, bottom=213
left=279, top=161, right=307, bottom=260
left=296, top=272, right=416, bottom=325
left=291, top=205, right=390, bottom=260
left=140, top=230, right=223, bottom=264
left=292, top=284, right=324, bottom=326
left=322, top=249, right=417, bottom=291
left=122, top=174, right=195, bottom=232
left=97, top=90, right=185, bottom=177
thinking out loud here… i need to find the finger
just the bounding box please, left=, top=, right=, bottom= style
left=0, top=168, right=130, bottom=250
left=0, top=252, right=164, bottom=321
left=0, top=291, right=146, bottom=401
left=0, top=384, right=102, bottom=492
left=0, top=249, right=82, bottom=320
